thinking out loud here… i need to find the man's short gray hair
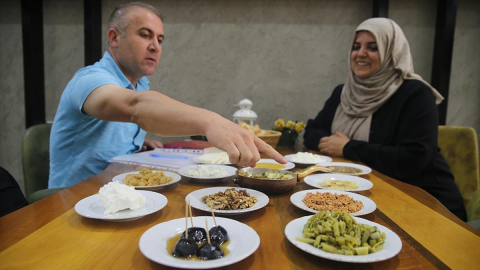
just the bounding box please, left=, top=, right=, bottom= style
left=108, top=2, right=163, bottom=36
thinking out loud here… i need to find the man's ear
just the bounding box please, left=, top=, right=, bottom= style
left=107, top=28, right=120, bottom=48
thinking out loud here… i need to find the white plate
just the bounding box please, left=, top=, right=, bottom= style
left=284, top=154, right=333, bottom=167
left=304, top=173, right=373, bottom=192
left=112, top=170, right=181, bottom=190
left=254, top=158, right=295, bottom=170
left=178, top=165, right=237, bottom=182
left=186, top=187, right=269, bottom=215
left=193, top=156, right=232, bottom=165
left=74, top=191, right=167, bottom=222
left=285, top=215, right=402, bottom=263
left=290, top=189, right=376, bottom=216
left=316, top=162, right=372, bottom=175
left=139, top=216, right=260, bottom=269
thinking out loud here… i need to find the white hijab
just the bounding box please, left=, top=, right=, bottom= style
left=331, top=18, right=443, bottom=142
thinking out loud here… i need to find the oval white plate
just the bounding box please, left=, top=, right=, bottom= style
left=112, top=170, right=181, bottom=190
left=285, top=215, right=402, bottom=263
left=139, top=216, right=260, bottom=269
left=284, top=153, right=333, bottom=167
left=304, top=173, right=373, bottom=192
left=316, top=162, right=372, bottom=175
left=74, top=190, right=167, bottom=222
left=290, top=189, right=376, bottom=216
left=254, top=158, right=295, bottom=170
left=178, top=165, right=237, bottom=182
left=193, top=156, right=232, bottom=165
left=186, top=187, right=269, bottom=215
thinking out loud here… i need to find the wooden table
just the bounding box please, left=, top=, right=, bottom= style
left=1, top=147, right=479, bottom=269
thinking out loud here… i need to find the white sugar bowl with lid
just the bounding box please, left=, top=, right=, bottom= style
left=233, top=99, right=258, bottom=126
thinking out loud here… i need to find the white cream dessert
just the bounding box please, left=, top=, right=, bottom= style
left=185, top=165, right=228, bottom=178
left=290, top=152, right=327, bottom=163
left=99, top=182, right=146, bottom=215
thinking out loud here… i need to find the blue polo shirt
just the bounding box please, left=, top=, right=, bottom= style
left=49, top=51, right=150, bottom=188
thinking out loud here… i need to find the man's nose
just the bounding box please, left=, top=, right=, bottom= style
left=148, top=40, right=160, bottom=52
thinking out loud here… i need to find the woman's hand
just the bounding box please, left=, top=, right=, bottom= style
left=141, top=138, right=163, bottom=151
left=318, top=132, right=350, bottom=157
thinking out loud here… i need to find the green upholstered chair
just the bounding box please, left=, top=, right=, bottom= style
left=22, top=123, right=64, bottom=203
left=438, top=125, right=480, bottom=211
left=466, top=188, right=480, bottom=222
left=466, top=188, right=480, bottom=230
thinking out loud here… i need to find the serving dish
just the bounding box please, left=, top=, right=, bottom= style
left=112, top=170, right=181, bottom=191
left=285, top=215, right=402, bottom=263
left=254, top=158, right=295, bottom=170
left=139, top=216, right=260, bottom=268
left=284, top=153, right=332, bottom=167
left=316, top=162, right=372, bottom=175
left=234, top=165, right=330, bottom=194
left=186, top=187, right=269, bottom=215
left=74, top=191, right=167, bottom=222
left=290, top=189, right=376, bottom=216
left=303, top=173, right=373, bottom=192
left=178, top=165, right=237, bottom=183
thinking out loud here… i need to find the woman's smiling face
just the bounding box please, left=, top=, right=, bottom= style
left=350, top=31, right=381, bottom=79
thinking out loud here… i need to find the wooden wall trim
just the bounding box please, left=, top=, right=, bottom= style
left=21, top=0, right=45, bottom=128
left=373, top=0, right=389, bottom=18
left=431, top=0, right=458, bottom=125
left=84, top=0, right=102, bottom=66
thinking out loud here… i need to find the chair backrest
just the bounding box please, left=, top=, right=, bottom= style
left=22, top=123, right=52, bottom=198
left=438, top=125, right=480, bottom=206
left=466, top=188, right=480, bottom=222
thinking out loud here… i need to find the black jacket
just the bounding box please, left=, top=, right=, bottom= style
left=304, top=80, right=467, bottom=221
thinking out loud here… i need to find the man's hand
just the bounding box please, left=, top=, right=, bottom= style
left=318, top=132, right=350, bottom=157
left=141, top=138, right=163, bottom=151
left=205, top=119, right=287, bottom=167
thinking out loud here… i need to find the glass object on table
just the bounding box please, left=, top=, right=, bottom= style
left=233, top=99, right=258, bottom=126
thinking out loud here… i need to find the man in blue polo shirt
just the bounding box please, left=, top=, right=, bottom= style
left=49, top=2, right=286, bottom=188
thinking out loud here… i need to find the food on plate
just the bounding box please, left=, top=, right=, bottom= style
left=181, top=227, right=207, bottom=245
left=296, top=211, right=386, bottom=255
left=209, top=225, right=229, bottom=245
left=173, top=235, right=198, bottom=258
left=169, top=231, right=230, bottom=261
left=196, top=217, right=225, bottom=260
left=98, top=182, right=145, bottom=215
left=197, top=151, right=230, bottom=164
left=171, top=202, right=228, bottom=260
left=255, top=163, right=286, bottom=169
left=326, top=166, right=363, bottom=174
left=185, top=165, right=228, bottom=178
left=302, top=192, right=363, bottom=213
left=289, top=152, right=328, bottom=163
left=318, top=179, right=359, bottom=190
left=196, top=240, right=223, bottom=260
left=238, top=169, right=295, bottom=180
left=180, top=202, right=208, bottom=244
left=123, top=168, right=173, bottom=186
left=239, top=121, right=270, bottom=136
left=201, top=188, right=257, bottom=210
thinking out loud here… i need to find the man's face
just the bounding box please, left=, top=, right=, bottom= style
left=114, top=7, right=164, bottom=84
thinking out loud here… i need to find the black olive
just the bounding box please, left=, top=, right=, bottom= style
left=196, top=242, right=224, bottom=260
left=209, top=226, right=229, bottom=244
left=181, top=227, right=207, bottom=244
left=173, top=237, right=197, bottom=258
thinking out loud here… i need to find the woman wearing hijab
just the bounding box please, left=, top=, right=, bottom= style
left=303, top=18, right=467, bottom=221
